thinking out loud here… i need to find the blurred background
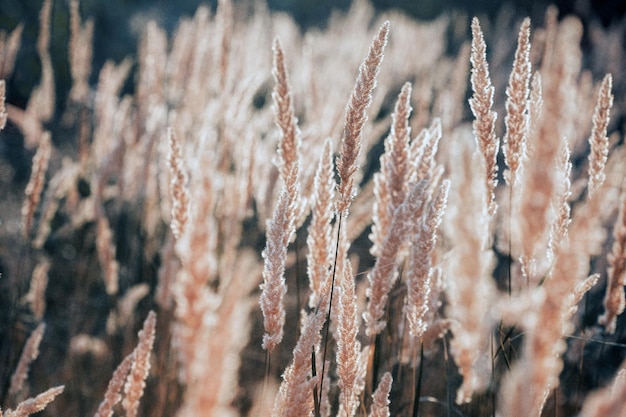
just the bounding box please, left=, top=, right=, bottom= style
left=1, top=1, right=626, bottom=415
left=0, top=0, right=625, bottom=111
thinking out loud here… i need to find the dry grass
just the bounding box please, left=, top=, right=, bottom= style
left=1, top=1, right=626, bottom=417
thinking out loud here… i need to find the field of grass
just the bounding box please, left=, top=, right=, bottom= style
left=1, top=1, right=626, bottom=416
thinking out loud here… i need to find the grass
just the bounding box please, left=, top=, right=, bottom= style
left=1, top=0, right=626, bottom=416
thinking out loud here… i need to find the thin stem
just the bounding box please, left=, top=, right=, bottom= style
left=295, top=234, right=302, bottom=340
left=312, top=347, right=320, bottom=417
left=509, top=185, right=513, bottom=296
left=317, top=210, right=343, bottom=408
left=491, top=331, right=496, bottom=417
left=261, top=349, right=271, bottom=416
left=411, top=341, right=424, bottom=417
left=443, top=335, right=452, bottom=417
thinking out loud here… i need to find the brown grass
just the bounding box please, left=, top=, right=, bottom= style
left=1, top=1, right=626, bottom=417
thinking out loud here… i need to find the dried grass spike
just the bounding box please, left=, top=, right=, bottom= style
left=365, top=180, right=429, bottom=336
left=93, top=353, right=134, bottom=417
left=22, top=132, right=52, bottom=240
left=272, top=309, right=327, bottom=417
left=96, top=215, right=119, bottom=296
left=0, top=23, right=23, bottom=79
left=5, top=386, right=64, bottom=417
left=411, top=118, right=442, bottom=184
left=272, top=37, right=301, bottom=184
left=527, top=71, right=543, bottom=157
left=387, top=82, right=412, bottom=206
left=599, top=188, right=626, bottom=333
left=29, top=0, right=55, bottom=125
left=368, top=372, right=392, bottom=417
left=337, top=21, right=390, bottom=213
left=469, top=17, right=499, bottom=216
left=371, top=82, right=412, bottom=255
left=0, top=80, right=6, bottom=129
left=564, top=274, right=599, bottom=326
left=337, top=261, right=361, bottom=417
left=405, top=179, right=449, bottom=338
left=271, top=38, right=302, bottom=233
left=587, top=74, right=613, bottom=197
left=260, top=189, right=292, bottom=352
left=167, top=128, right=190, bottom=240
left=306, top=138, right=335, bottom=308
left=122, top=311, right=157, bottom=417
left=550, top=139, right=572, bottom=254
left=68, top=0, right=94, bottom=104
left=503, top=18, right=531, bottom=186
left=26, top=260, right=50, bottom=321
left=8, top=323, right=46, bottom=400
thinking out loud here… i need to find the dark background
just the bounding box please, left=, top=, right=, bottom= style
left=0, top=0, right=625, bottom=110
